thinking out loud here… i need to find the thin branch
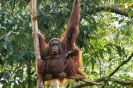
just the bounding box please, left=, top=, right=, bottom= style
left=96, top=77, right=133, bottom=85
left=105, top=77, right=133, bottom=85
left=100, top=53, right=133, bottom=88
left=11, top=0, right=16, bottom=15
left=70, top=77, right=103, bottom=85
left=71, top=53, right=133, bottom=88
left=109, top=53, right=133, bottom=77
left=88, top=6, right=133, bottom=18
left=69, top=77, right=102, bottom=88
left=72, top=77, right=133, bottom=88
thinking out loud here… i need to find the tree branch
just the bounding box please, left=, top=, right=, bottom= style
left=71, top=53, right=133, bottom=88
left=100, top=52, right=133, bottom=88
left=95, top=77, right=133, bottom=85
left=109, top=53, right=133, bottom=77
left=72, top=77, right=133, bottom=88
left=88, top=6, right=133, bottom=18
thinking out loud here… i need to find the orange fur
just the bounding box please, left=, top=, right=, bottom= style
left=37, top=0, right=86, bottom=84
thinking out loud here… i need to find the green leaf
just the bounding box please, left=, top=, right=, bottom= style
left=15, top=35, right=22, bottom=44
left=7, top=56, right=13, bottom=65
left=17, top=48, right=28, bottom=61
left=16, top=69, right=23, bottom=79
left=0, top=10, right=2, bottom=17
left=107, top=47, right=111, bottom=54
left=3, top=42, right=7, bottom=49
left=5, top=31, right=12, bottom=41
left=99, top=49, right=104, bottom=59
left=18, top=2, right=25, bottom=9
left=0, top=58, right=3, bottom=65
left=3, top=71, right=10, bottom=80
left=90, top=58, right=96, bottom=71
left=8, top=41, right=14, bottom=53
left=118, top=18, right=124, bottom=24
left=108, top=58, right=113, bottom=62
left=114, top=31, right=119, bottom=43
left=116, top=46, right=121, bottom=56
left=12, top=40, right=18, bottom=54
left=21, top=35, right=28, bottom=45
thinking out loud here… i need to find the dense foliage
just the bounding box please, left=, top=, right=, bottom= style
left=0, top=0, right=133, bottom=88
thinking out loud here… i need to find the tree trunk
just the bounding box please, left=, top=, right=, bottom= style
left=29, top=0, right=43, bottom=88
